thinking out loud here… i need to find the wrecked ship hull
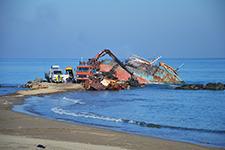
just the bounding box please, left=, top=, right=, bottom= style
left=99, top=63, right=131, bottom=81
left=153, top=63, right=183, bottom=84
left=125, top=56, right=184, bottom=84
left=99, top=60, right=183, bottom=85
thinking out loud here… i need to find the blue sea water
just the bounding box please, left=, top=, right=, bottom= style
left=1, top=58, right=225, bottom=148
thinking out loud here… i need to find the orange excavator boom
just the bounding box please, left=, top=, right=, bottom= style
left=94, top=49, right=134, bottom=76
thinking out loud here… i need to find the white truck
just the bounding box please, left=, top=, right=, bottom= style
left=45, top=65, right=64, bottom=83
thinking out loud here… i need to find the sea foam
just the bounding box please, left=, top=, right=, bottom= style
left=62, top=97, right=85, bottom=105
left=51, top=107, right=122, bottom=122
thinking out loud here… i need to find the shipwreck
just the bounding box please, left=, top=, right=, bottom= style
left=75, top=49, right=184, bottom=90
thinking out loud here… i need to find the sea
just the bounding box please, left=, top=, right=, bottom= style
left=0, top=58, right=225, bottom=148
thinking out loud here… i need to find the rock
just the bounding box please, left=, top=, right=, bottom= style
left=205, top=82, right=225, bottom=90
left=24, top=79, right=48, bottom=89
left=146, top=123, right=161, bottom=128
left=175, top=83, right=225, bottom=90
left=36, top=144, right=46, bottom=149
left=175, top=84, right=202, bottom=90
left=30, top=83, right=48, bottom=90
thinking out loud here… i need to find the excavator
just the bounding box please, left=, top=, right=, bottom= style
left=76, top=49, right=139, bottom=90
left=90, top=49, right=135, bottom=76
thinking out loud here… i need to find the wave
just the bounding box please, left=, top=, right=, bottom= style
left=51, top=107, right=225, bottom=134
left=52, top=107, right=122, bottom=122
left=62, top=97, right=85, bottom=105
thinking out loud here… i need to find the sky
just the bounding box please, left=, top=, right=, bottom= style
left=0, top=0, right=225, bottom=58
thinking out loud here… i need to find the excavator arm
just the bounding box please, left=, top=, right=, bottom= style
left=95, top=49, right=134, bottom=76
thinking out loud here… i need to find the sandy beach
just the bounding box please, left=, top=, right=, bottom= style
left=0, top=84, right=223, bottom=150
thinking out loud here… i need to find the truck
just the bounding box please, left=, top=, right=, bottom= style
left=45, top=65, right=64, bottom=83
left=63, top=66, right=75, bottom=82
left=76, top=62, right=94, bottom=83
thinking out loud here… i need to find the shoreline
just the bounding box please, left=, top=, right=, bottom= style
left=0, top=85, right=223, bottom=150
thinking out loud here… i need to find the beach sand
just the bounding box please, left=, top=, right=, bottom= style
left=0, top=134, right=126, bottom=150
left=17, top=83, right=85, bottom=96
left=0, top=84, right=223, bottom=150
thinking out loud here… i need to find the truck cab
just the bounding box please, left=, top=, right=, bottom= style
left=63, top=66, right=75, bottom=82
left=76, top=61, right=94, bottom=83
left=45, top=65, right=64, bottom=83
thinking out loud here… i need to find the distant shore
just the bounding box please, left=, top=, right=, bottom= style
left=0, top=84, right=223, bottom=150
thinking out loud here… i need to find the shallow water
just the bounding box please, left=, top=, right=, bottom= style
left=0, top=84, right=24, bottom=95
left=1, top=58, right=225, bottom=147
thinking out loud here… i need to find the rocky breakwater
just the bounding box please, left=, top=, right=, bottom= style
left=175, top=82, right=225, bottom=90
left=17, top=78, right=84, bottom=96
left=24, top=78, right=48, bottom=90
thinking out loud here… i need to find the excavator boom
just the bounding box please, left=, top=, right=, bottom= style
left=95, top=49, right=134, bottom=76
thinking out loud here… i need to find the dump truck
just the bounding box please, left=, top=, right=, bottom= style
left=63, top=66, right=75, bottom=82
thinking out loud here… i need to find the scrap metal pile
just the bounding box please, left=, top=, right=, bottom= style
left=76, top=49, right=183, bottom=90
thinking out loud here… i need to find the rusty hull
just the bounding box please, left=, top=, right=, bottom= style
left=125, top=55, right=183, bottom=84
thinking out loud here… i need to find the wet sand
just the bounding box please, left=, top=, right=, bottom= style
left=0, top=84, right=223, bottom=150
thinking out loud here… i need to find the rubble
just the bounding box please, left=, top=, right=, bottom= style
left=24, top=78, right=48, bottom=90
left=78, top=49, right=140, bottom=90
left=175, top=83, right=225, bottom=90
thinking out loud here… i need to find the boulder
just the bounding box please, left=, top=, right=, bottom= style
left=24, top=78, right=48, bottom=89
left=175, top=82, right=225, bottom=90
left=205, top=82, right=225, bottom=90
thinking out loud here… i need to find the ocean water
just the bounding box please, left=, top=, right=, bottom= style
left=1, top=58, right=225, bottom=147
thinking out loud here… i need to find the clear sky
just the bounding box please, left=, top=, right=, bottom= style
left=0, top=0, right=225, bottom=58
